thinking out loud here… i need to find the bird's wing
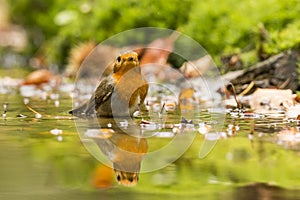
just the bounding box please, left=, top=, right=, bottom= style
left=69, top=78, right=114, bottom=116
left=139, top=82, right=149, bottom=103
left=84, top=78, right=114, bottom=114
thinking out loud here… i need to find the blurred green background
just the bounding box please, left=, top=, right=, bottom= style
left=2, top=0, right=300, bottom=69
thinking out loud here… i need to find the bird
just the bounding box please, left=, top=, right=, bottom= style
left=69, top=51, right=149, bottom=117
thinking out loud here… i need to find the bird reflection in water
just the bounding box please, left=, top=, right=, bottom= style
left=86, top=118, right=148, bottom=186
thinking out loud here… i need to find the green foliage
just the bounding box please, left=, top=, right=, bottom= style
left=7, top=0, right=300, bottom=68
left=264, top=20, right=300, bottom=54
left=8, top=0, right=192, bottom=66
left=183, top=0, right=300, bottom=63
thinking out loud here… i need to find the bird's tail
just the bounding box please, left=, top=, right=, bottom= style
left=69, top=100, right=96, bottom=117
left=69, top=104, right=86, bottom=116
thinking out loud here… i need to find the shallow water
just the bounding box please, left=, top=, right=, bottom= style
left=1, top=80, right=300, bottom=200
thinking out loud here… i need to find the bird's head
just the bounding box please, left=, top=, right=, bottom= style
left=114, top=170, right=139, bottom=186
left=113, top=52, right=139, bottom=74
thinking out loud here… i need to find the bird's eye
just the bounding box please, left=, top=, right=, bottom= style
left=116, top=56, right=121, bottom=62
left=117, top=174, right=121, bottom=182
left=128, top=177, right=134, bottom=183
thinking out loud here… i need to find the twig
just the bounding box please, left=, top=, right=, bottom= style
left=229, top=82, right=243, bottom=109
left=238, top=81, right=254, bottom=97
left=160, top=102, right=165, bottom=115
left=25, top=104, right=43, bottom=118
left=24, top=103, right=80, bottom=120
left=279, top=78, right=290, bottom=89
left=249, top=120, right=255, bottom=149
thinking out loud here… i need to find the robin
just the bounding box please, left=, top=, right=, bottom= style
left=69, top=51, right=149, bottom=117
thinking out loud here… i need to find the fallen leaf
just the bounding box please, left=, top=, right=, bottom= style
left=249, top=88, right=294, bottom=112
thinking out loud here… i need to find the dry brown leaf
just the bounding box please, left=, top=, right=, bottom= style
left=179, top=55, right=213, bottom=78
left=249, top=88, right=294, bottom=112
left=22, top=69, right=53, bottom=85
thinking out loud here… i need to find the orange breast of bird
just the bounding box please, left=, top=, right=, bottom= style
left=113, top=74, right=148, bottom=109
left=112, top=52, right=148, bottom=109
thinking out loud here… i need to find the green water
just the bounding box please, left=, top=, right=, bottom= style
left=1, top=80, right=300, bottom=199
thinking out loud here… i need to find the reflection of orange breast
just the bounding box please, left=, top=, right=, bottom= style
left=93, top=127, right=148, bottom=186
left=114, top=135, right=148, bottom=154
left=108, top=133, right=148, bottom=165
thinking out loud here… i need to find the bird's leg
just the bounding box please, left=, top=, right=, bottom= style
left=138, top=101, right=150, bottom=120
